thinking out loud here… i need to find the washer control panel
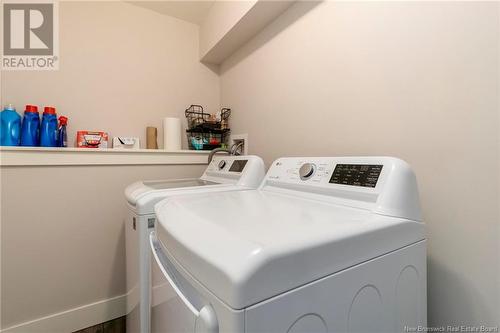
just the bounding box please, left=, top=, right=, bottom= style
left=229, top=159, right=248, bottom=172
left=201, top=155, right=265, bottom=188
left=205, top=157, right=250, bottom=174
left=218, top=160, right=227, bottom=170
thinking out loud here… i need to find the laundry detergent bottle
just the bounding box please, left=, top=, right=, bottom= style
left=40, top=106, right=58, bottom=147
left=21, top=105, right=40, bottom=146
left=1, top=104, right=21, bottom=146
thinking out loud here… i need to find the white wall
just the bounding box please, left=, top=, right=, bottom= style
left=0, top=163, right=206, bottom=330
left=221, top=1, right=500, bottom=327
left=200, top=0, right=257, bottom=60
left=0, top=1, right=220, bottom=148
left=0, top=1, right=216, bottom=330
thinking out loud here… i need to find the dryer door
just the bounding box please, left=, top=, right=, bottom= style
left=150, top=232, right=219, bottom=333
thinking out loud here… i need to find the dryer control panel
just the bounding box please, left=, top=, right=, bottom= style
left=266, top=159, right=338, bottom=185
left=266, top=158, right=388, bottom=187
left=263, top=157, right=422, bottom=222
left=329, top=164, right=383, bottom=188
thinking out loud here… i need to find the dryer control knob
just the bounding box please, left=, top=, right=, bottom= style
left=218, top=160, right=226, bottom=170
left=299, top=163, right=316, bottom=180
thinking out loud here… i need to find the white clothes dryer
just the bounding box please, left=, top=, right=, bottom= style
left=151, top=156, right=426, bottom=333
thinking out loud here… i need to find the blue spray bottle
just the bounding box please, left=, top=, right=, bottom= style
left=57, top=116, right=68, bottom=147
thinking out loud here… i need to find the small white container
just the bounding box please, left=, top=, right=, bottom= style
left=113, top=137, right=140, bottom=149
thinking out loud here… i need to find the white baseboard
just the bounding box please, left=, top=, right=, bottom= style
left=1, top=294, right=127, bottom=333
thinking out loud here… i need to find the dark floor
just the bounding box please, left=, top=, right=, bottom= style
left=73, top=316, right=125, bottom=333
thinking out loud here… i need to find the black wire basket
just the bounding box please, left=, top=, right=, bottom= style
left=185, top=105, right=231, bottom=150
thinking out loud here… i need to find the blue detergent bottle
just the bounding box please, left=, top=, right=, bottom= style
left=20, top=105, right=40, bottom=146
left=1, top=104, right=21, bottom=146
left=40, top=106, right=58, bottom=147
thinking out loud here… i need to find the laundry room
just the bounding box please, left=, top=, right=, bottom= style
left=0, top=1, right=499, bottom=333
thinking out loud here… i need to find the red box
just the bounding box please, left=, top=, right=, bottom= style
left=76, top=131, right=109, bottom=148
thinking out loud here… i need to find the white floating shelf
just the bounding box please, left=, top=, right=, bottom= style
left=0, top=147, right=209, bottom=166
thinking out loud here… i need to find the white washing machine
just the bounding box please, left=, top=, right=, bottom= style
left=125, top=155, right=265, bottom=333
left=150, top=156, right=426, bottom=333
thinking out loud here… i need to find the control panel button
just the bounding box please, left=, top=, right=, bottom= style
left=299, top=163, right=316, bottom=180
left=329, top=164, right=383, bottom=187
left=218, top=160, right=226, bottom=170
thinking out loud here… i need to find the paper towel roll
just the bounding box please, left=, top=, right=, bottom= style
left=163, top=117, right=182, bottom=151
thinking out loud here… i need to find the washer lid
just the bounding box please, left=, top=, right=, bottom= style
left=125, top=155, right=266, bottom=215
left=125, top=178, right=228, bottom=215
left=155, top=190, right=425, bottom=310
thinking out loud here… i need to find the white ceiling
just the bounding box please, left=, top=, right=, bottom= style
left=127, top=1, right=215, bottom=25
